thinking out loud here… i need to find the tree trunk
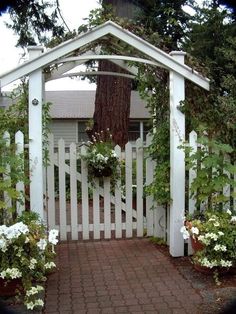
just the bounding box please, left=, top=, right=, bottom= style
left=92, top=60, right=132, bottom=148
left=91, top=0, right=140, bottom=148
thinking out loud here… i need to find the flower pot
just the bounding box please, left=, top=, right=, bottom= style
left=0, top=278, right=23, bottom=296
left=91, top=166, right=113, bottom=177
left=190, top=236, right=204, bottom=252
left=193, top=263, right=230, bottom=275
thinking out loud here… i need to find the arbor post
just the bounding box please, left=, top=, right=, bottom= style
left=169, top=51, right=186, bottom=257
left=28, top=46, right=44, bottom=219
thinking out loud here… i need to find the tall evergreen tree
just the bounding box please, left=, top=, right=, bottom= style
left=0, top=0, right=65, bottom=47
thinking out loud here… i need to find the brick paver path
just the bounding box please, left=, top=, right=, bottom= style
left=43, top=239, right=203, bottom=314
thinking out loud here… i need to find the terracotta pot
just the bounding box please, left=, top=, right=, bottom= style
left=190, top=236, right=204, bottom=252
left=193, top=263, right=230, bottom=275
left=0, top=278, right=23, bottom=296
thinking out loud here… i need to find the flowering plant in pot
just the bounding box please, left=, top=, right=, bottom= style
left=181, top=209, right=236, bottom=276
left=81, top=131, right=120, bottom=181
left=0, top=211, right=59, bottom=310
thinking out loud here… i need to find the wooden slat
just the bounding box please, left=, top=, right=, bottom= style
left=15, top=131, right=25, bottom=215
left=47, top=134, right=56, bottom=230
left=81, top=145, right=89, bottom=240
left=70, top=142, right=78, bottom=240
left=189, top=131, right=197, bottom=214
left=125, top=142, right=133, bottom=237
left=188, top=131, right=198, bottom=255
left=104, top=177, right=111, bottom=239
left=136, top=138, right=143, bottom=237
left=3, top=131, right=12, bottom=213
left=146, top=134, right=154, bottom=236
left=115, top=145, right=122, bottom=238
left=58, top=138, right=67, bottom=240
left=93, top=178, right=100, bottom=239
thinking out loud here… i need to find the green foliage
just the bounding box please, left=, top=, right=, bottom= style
left=42, top=101, right=52, bottom=166
left=0, top=137, right=28, bottom=225
left=182, top=134, right=236, bottom=210
left=150, top=236, right=167, bottom=246
left=3, top=0, right=65, bottom=47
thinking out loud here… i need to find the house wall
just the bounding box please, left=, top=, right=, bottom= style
left=49, top=119, right=77, bottom=146
left=49, top=119, right=151, bottom=147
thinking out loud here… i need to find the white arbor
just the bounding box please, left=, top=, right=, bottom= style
left=0, top=21, right=209, bottom=256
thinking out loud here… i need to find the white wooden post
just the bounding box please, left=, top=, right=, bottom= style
left=169, top=51, right=186, bottom=257
left=15, top=131, right=25, bottom=215
left=28, top=46, right=44, bottom=219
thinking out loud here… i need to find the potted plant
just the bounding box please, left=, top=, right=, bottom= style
left=81, top=131, right=120, bottom=181
left=181, top=209, right=236, bottom=276
left=0, top=211, right=59, bottom=310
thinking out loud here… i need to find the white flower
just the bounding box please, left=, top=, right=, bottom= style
left=218, top=231, right=224, bottom=236
left=29, top=258, right=37, bottom=270
left=37, top=238, right=47, bottom=250
left=226, top=209, right=232, bottom=215
left=26, top=285, right=44, bottom=297
left=205, top=232, right=218, bottom=241
left=191, top=227, right=199, bottom=235
left=198, top=235, right=210, bottom=245
left=220, top=260, right=232, bottom=267
left=0, top=225, right=7, bottom=236
left=26, top=302, right=35, bottom=310
left=48, top=229, right=59, bottom=245
left=180, top=226, right=189, bottom=239
left=112, top=151, right=117, bottom=158
left=35, top=299, right=44, bottom=307
left=230, top=216, right=236, bottom=223
left=0, top=268, right=22, bottom=279
left=214, top=244, right=227, bottom=252
left=0, top=238, right=8, bottom=252
left=213, top=221, right=220, bottom=227
left=26, top=299, right=44, bottom=310
left=44, top=262, right=56, bottom=269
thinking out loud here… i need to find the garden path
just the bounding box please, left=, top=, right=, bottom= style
left=43, top=239, right=207, bottom=314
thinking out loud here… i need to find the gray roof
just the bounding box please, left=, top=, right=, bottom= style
left=0, top=90, right=150, bottom=119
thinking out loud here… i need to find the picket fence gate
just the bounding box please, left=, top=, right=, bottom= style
left=45, top=133, right=167, bottom=241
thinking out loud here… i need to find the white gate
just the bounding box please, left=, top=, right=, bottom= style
left=45, top=133, right=166, bottom=241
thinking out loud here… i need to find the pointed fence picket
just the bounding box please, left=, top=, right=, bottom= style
left=81, top=145, right=89, bottom=240
left=125, top=141, right=133, bottom=238
left=114, top=145, right=122, bottom=238
left=58, top=138, right=67, bottom=240
left=3, top=131, right=12, bottom=212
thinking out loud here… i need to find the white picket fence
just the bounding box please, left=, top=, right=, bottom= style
left=187, top=131, right=236, bottom=254
left=45, top=133, right=167, bottom=241
left=1, top=131, right=25, bottom=216
left=2, top=130, right=235, bottom=251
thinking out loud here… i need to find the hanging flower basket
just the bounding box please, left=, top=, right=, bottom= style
left=90, top=166, right=113, bottom=178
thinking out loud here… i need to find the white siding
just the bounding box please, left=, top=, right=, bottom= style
left=49, top=120, right=77, bottom=146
